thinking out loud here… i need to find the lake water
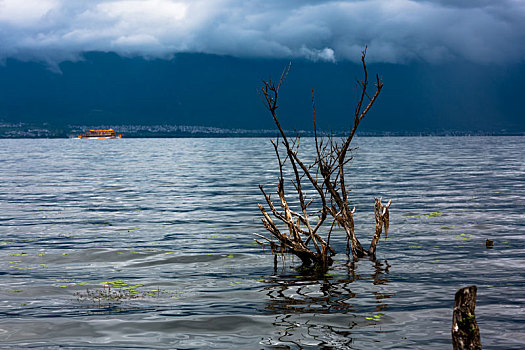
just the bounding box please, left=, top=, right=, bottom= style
left=0, top=136, right=524, bottom=349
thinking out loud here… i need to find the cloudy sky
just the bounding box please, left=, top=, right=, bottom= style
left=1, top=0, right=524, bottom=65
left=0, top=0, right=524, bottom=132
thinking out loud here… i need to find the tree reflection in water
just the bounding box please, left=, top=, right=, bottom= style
left=262, top=259, right=394, bottom=348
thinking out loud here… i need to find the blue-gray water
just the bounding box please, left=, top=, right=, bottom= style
left=0, top=136, right=524, bottom=349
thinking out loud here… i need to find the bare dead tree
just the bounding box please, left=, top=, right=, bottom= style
left=255, top=47, right=391, bottom=269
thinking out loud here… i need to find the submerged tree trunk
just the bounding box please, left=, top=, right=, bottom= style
left=452, top=286, right=482, bottom=350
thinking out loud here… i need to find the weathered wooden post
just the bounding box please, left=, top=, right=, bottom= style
left=452, top=285, right=481, bottom=350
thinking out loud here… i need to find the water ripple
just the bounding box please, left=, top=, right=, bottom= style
left=0, top=136, right=524, bottom=348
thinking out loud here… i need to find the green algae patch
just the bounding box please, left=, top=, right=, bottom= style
left=402, top=211, right=443, bottom=219
left=8, top=252, right=28, bottom=257
left=365, top=313, right=384, bottom=323
left=51, top=278, right=89, bottom=288
left=455, top=233, right=474, bottom=240
left=228, top=281, right=244, bottom=287
left=58, top=233, right=76, bottom=238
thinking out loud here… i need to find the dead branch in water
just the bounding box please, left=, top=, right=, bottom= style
left=255, top=48, right=391, bottom=269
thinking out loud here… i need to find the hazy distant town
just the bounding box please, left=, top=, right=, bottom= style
left=0, top=122, right=523, bottom=139
left=0, top=122, right=278, bottom=138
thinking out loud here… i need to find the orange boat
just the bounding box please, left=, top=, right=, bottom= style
left=78, top=129, right=122, bottom=139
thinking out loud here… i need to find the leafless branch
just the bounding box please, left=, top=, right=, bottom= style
left=256, top=48, right=390, bottom=269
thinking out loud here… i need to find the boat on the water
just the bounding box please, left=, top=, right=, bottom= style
left=78, top=129, right=122, bottom=139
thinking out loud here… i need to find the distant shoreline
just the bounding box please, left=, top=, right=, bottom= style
left=1, top=123, right=524, bottom=139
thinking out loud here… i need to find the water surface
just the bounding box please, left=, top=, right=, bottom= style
left=0, top=137, right=524, bottom=349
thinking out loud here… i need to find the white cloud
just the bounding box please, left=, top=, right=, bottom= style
left=113, top=34, right=160, bottom=47
left=0, top=0, right=57, bottom=27
left=0, top=0, right=524, bottom=64
left=96, top=0, right=187, bottom=24
left=300, top=47, right=336, bottom=62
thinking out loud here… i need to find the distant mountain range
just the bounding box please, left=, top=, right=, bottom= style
left=0, top=52, right=524, bottom=135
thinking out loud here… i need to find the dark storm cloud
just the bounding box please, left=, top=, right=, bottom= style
left=0, top=0, right=524, bottom=65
